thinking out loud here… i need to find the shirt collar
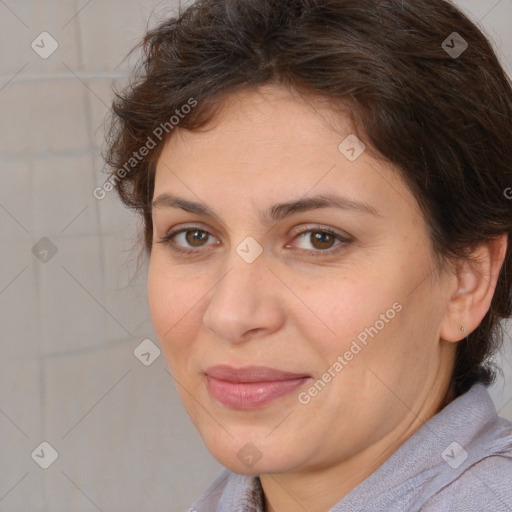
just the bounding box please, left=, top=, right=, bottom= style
left=192, top=383, right=506, bottom=512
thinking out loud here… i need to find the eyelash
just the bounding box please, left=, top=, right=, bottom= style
left=156, top=224, right=352, bottom=258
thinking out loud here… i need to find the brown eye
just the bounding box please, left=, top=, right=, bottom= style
left=158, top=224, right=351, bottom=258
left=308, top=231, right=337, bottom=250
left=290, top=226, right=351, bottom=255
left=184, top=229, right=209, bottom=247
left=157, top=226, right=218, bottom=254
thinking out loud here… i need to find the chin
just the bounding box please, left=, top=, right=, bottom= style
left=220, top=456, right=290, bottom=477
left=204, top=434, right=303, bottom=476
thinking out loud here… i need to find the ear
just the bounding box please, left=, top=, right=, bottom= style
left=440, top=234, right=508, bottom=342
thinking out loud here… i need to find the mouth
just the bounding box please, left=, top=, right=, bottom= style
left=204, top=365, right=312, bottom=409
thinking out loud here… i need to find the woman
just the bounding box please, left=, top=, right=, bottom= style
left=104, top=0, right=512, bottom=510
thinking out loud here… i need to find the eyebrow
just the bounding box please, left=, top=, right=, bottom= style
left=151, top=192, right=381, bottom=223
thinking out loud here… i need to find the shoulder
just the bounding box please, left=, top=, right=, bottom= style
left=418, top=391, right=512, bottom=512
left=421, top=453, right=512, bottom=511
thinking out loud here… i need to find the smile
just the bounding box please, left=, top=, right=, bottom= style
left=204, top=365, right=312, bottom=409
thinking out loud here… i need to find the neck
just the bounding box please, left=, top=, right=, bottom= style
left=260, top=375, right=455, bottom=512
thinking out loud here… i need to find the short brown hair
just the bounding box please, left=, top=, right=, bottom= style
left=103, top=0, right=512, bottom=398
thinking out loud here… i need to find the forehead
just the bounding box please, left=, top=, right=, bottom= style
left=182, top=85, right=355, bottom=146
left=155, top=86, right=353, bottom=182
left=153, top=85, right=419, bottom=224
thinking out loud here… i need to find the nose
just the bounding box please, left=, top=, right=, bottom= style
left=202, top=248, right=285, bottom=343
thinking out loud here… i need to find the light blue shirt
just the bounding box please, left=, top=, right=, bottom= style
left=190, top=383, right=512, bottom=511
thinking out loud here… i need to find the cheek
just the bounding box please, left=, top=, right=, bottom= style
left=295, top=276, right=391, bottom=355
left=147, top=259, right=201, bottom=358
left=147, top=262, right=173, bottom=336
left=301, top=275, right=416, bottom=388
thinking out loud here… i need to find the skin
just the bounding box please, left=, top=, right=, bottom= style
left=147, top=84, right=507, bottom=512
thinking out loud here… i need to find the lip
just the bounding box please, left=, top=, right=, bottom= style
left=204, top=365, right=311, bottom=409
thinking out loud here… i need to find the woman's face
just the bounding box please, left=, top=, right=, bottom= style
left=147, top=85, right=457, bottom=476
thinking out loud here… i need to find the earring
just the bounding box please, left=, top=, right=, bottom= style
left=459, top=325, right=466, bottom=336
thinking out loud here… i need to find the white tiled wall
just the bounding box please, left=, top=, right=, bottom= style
left=1, top=1, right=511, bottom=511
